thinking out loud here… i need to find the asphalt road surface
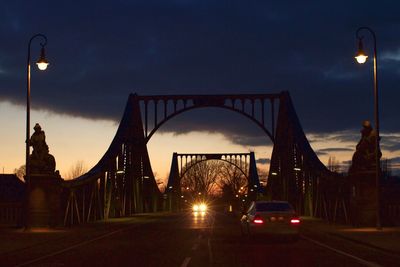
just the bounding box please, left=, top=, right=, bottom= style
left=2, top=211, right=399, bottom=267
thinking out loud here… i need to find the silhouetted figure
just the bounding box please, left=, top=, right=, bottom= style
left=29, top=123, right=56, bottom=174
left=349, top=120, right=381, bottom=174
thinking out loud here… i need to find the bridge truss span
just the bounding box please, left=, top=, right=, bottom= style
left=165, top=152, right=264, bottom=211
left=137, top=93, right=281, bottom=142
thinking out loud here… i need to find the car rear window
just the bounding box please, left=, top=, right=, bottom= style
left=255, top=202, right=293, bottom=212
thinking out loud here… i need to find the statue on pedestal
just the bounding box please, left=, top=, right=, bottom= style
left=29, top=123, right=56, bottom=174
left=349, top=120, right=381, bottom=174
left=26, top=124, right=62, bottom=227
left=348, top=121, right=382, bottom=226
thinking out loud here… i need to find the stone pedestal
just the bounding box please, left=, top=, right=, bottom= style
left=27, top=173, right=63, bottom=227
left=349, top=171, right=378, bottom=227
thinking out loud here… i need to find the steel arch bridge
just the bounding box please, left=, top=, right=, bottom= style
left=59, top=91, right=333, bottom=225
left=164, top=152, right=263, bottom=211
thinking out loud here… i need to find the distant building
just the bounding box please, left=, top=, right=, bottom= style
left=0, top=174, right=25, bottom=225
left=0, top=174, right=25, bottom=202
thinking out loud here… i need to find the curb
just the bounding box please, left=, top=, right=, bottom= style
left=301, top=223, right=400, bottom=257
left=325, top=231, right=400, bottom=256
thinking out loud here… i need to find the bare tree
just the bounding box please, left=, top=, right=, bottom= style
left=257, top=167, right=268, bottom=188
left=13, top=165, right=26, bottom=180
left=180, top=159, right=250, bottom=201
left=218, top=162, right=248, bottom=197
left=154, top=171, right=166, bottom=192
left=328, top=156, right=340, bottom=173
left=65, top=160, right=87, bottom=179
left=181, top=160, right=221, bottom=197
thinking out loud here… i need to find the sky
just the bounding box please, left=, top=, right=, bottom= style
left=0, top=0, right=399, bottom=182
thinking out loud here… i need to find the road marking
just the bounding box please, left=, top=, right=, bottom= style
left=15, top=226, right=131, bottom=267
left=180, top=257, right=191, bottom=267
left=302, top=236, right=382, bottom=267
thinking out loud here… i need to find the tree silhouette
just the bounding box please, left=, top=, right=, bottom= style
left=180, top=159, right=248, bottom=201
left=65, top=160, right=87, bottom=179
left=181, top=160, right=221, bottom=197
left=13, top=165, right=26, bottom=180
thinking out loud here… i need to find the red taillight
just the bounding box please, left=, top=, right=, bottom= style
left=253, top=215, right=264, bottom=224
left=290, top=218, right=300, bottom=224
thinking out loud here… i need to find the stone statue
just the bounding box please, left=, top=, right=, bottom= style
left=29, top=123, right=56, bottom=174
left=349, top=120, right=381, bottom=174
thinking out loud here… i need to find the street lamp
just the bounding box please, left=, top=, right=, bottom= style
left=25, top=34, right=49, bottom=226
left=354, top=27, right=381, bottom=230
left=355, top=37, right=368, bottom=64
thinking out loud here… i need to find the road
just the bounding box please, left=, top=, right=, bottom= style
left=1, top=211, right=399, bottom=267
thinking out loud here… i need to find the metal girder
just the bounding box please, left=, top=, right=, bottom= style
left=62, top=94, right=162, bottom=224
left=267, top=92, right=332, bottom=216
left=136, top=93, right=280, bottom=143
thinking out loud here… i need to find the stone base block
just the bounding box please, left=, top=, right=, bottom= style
left=27, top=173, right=63, bottom=227
left=349, top=171, right=380, bottom=227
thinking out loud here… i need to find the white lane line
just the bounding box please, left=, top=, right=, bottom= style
left=180, top=257, right=191, bottom=267
left=15, top=226, right=130, bottom=267
left=302, top=236, right=382, bottom=267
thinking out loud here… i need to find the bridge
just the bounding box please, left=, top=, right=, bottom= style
left=55, top=91, right=338, bottom=226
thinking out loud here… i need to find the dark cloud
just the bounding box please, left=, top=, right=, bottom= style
left=386, top=157, right=400, bottom=176
left=256, top=158, right=270, bottom=165
left=308, top=131, right=360, bottom=144
left=316, top=148, right=354, bottom=157
left=155, top=108, right=273, bottom=146
left=380, top=135, right=400, bottom=152
left=389, top=157, right=400, bottom=164
left=316, top=151, right=328, bottom=156
left=1, top=0, right=400, bottom=144
left=317, top=148, right=354, bottom=153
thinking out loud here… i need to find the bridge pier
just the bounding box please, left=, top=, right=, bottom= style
left=26, top=173, right=63, bottom=227
left=349, top=171, right=379, bottom=227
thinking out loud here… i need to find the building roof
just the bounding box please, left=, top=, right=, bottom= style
left=0, top=174, right=25, bottom=202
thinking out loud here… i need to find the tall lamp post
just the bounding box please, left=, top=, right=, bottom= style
left=25, top=34, right=49, bottom=227
left=354, top=27, right=381, bottom=230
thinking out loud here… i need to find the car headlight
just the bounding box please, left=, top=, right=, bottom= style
left=193, top=204, right=199, bottom=212
left=199, top=203, right=207, bottom=212
left=192, top=203, right=207, bottom=212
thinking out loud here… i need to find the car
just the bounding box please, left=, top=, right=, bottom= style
left=240, top=200, right=300, bottom=240
left=192, top=202, right=208, bottom=213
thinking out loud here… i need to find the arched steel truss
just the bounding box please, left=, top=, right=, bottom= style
left=137, top=94, right=280, bottom=143
left=165, top=152, right=263, bottom=211
left=178, top=153, right=250, bottom=180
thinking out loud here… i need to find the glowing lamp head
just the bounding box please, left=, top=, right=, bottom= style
left=355, top=53, right=368, bottom=64
left=36, top=47, right=49, bottom=70
left=355, top=38, right=368, bottom=64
